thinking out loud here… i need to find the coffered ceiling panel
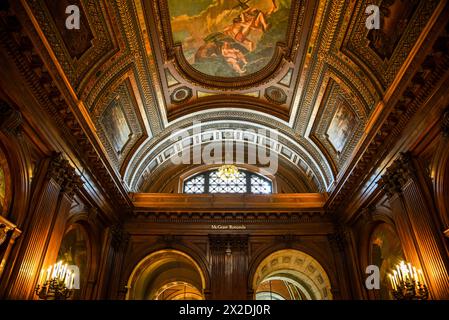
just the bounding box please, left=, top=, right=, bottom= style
left=342, top=0, right=441, bottom=89
left=27, top=0, right=117, bottom=92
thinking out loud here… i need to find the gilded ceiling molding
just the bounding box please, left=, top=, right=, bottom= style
left=0, top=3, right=131, bottom=210
left=327, top=16, right=449, bottom=211
left=307, top=75, right=368, bottom=175
left=124, top=111, right=335, bottom=189
left=82, top=0, right=164, bottom=134
left=24, top=0, right=117, bottom=93
left=90, top=68, right=149, bottom=173
left=342, top=0, right=441, bottom=89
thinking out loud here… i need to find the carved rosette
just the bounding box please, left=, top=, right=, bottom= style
left=379, top=153, right=415, bottom=197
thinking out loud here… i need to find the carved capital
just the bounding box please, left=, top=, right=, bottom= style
left=328, top=224, right=349, bottom=252
left=46, top=153, right=83, bottom=197
left=61, top=169, right=83, bottom=199
left=379, top=152, right=415, bottom=197
left=442, top=108, right=449, bottom=137
left=110, top=224, right=129, bottom=251
left=0, top=100, right=22, bottom=135
left=46, top=153, right=69, bottom=185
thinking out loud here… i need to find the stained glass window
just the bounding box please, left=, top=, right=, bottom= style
left=183, top=169, right=272, bottom=194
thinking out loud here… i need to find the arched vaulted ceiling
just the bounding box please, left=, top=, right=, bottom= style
left=21, top=0, right=441, bottom=193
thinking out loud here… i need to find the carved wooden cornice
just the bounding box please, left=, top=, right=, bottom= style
left=379, top=152, right=415, bottom=198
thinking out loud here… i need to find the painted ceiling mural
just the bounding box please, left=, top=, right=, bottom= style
left=21, top=0, right=443, bottom=192
left=167, top=0, right=292, bottom=77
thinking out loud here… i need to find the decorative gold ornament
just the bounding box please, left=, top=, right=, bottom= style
left=217, top=165, right=239, bottom=182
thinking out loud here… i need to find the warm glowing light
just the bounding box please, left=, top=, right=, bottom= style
left=387, top=261, right=428, bottom=300
left=217, top=165, right=239, bottom=181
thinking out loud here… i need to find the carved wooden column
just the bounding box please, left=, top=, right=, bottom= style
left=3, top=153, right=81, bottom=299
left=327, top=225, right=358, bottom=299
left=209, top=235, right=248, bottom=300
left=94, top=224, right=129, bottom=299
left=439, top=108, right=449, bottom=237
left=380, top=153, right=449, bottom=299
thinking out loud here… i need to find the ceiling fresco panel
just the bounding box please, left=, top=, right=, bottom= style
left=309, top=78, right=366, bottom=175
left=167, top=0, right=292, bottom=78
left=93, top=74, right=149, bottom=174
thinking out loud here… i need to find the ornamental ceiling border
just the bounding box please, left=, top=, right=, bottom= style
left=0, top=3, right=132, bottom=210
left=136, top=131, right=322, bottom=194
left=25, top=0, right=117, bottom=93
left=82, top=0, right=165, bottom=134
left=309, top=77, right=367, bottom=176
left=292, top=0, right=380, bottom=135
left=342, top=0, right=442, bottom=89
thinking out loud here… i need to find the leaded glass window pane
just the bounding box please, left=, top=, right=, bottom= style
left=250, top=175, right=272, bottom=194
left=183, top=170, right=272, bottom=194
left=184, top=175, right=205, bottom=194
left=209, top=171, right=247, bottom=194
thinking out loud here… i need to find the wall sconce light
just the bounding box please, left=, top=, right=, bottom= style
left=388, top=261, right=429, bottom=300
left=35, top=261, right=77, bottom=300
